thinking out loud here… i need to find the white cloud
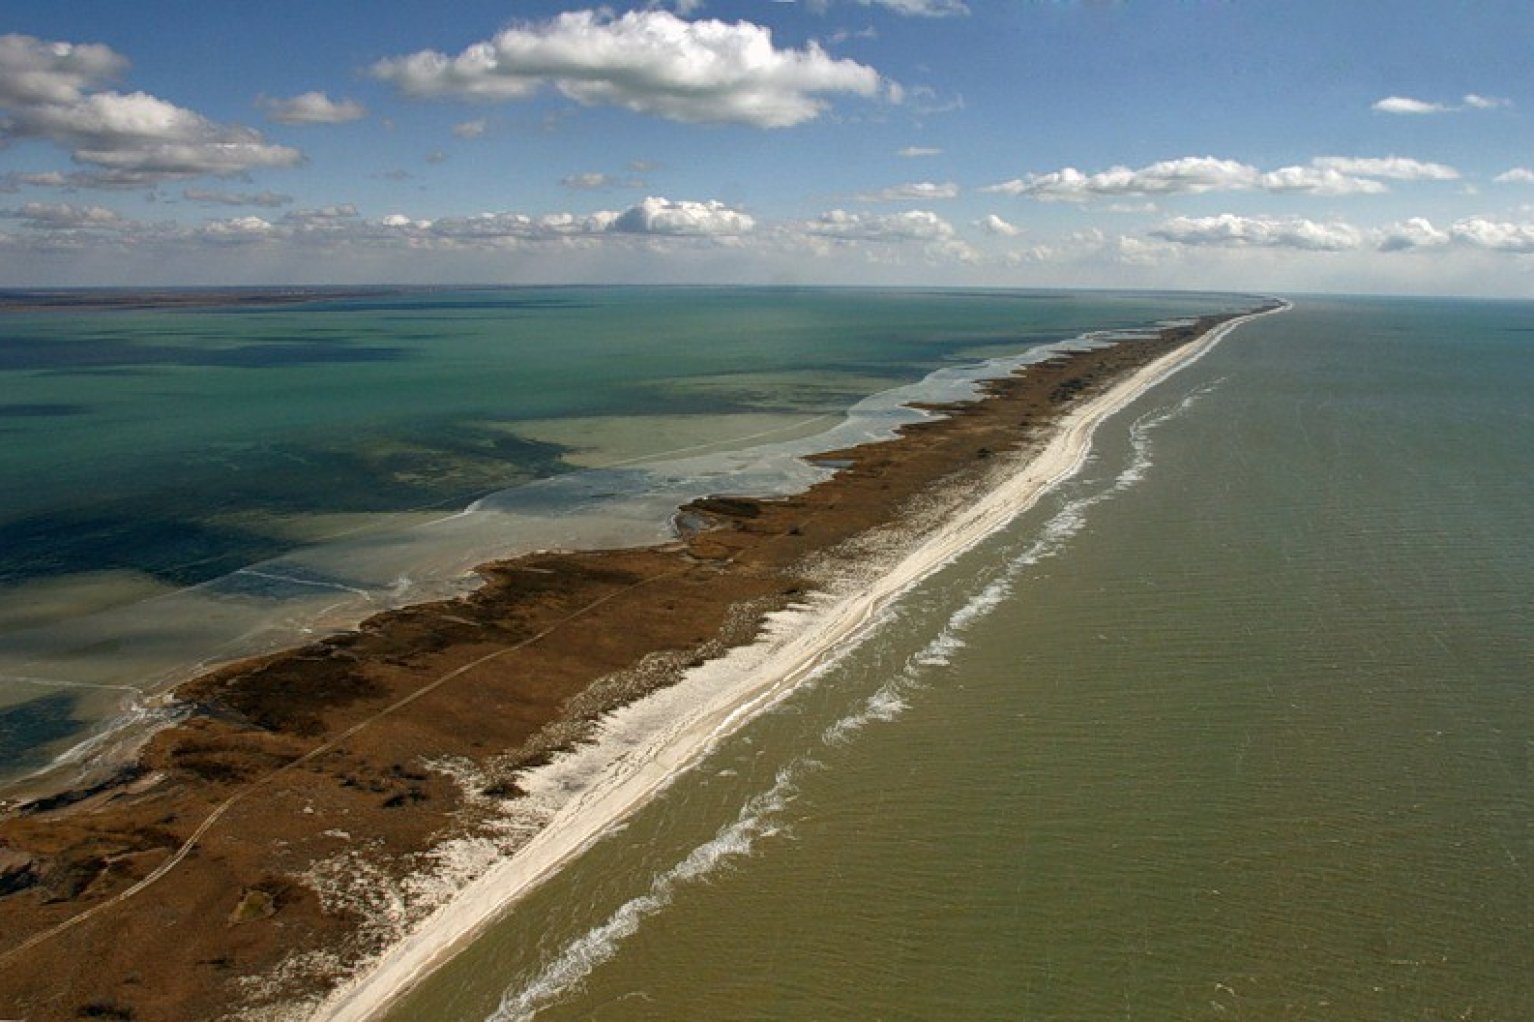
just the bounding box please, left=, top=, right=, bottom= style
left=1112, top=235, right=1176, bottom=266
left=977, top=213, right=1020, bottom=236
left=799, top=208, right=956, bottom=242
left=1449, top=217, right=1534, bottom=253
left=417, top=210, right=617, bottom=243
left=1151, top=214, right=1363, bottom=251
left=183, top=188, right=293, bottom=207
left=0, top=34, right=302, bottom=186
left=371, top=9, right=886, bottom=128
left=1462, top=93, right=1512, bottom=110
left=1153, top=211, right=1534, bottom=254
left=282, top=205, right=360, bottom=227
left=1376, top=217, right=1451, bottom=252
left=4, top=201, right=129, bottom=230
left=452, top=118, right=488, bottom=139
left=193, top=215, right=277, bottom=244
left=1255, top=165, right=1387, bottom=196
left=854, top=180, right=959, bottom=202
left=1372, top=95, right=1452, bottom=115
left=0, top=33, right=126, bottom=106
left=1373, top=93, right=1511, bottom=115
left=856, top=0, right=970, bottom=16
left=985, top=154, right=1465, bottom=202
left=610, top=196, right=754, bottom=235
left=897, top=146, right=942, bottom=158
left=1310, top=156, right=1460, bottom=181
left=1494, top=167, right=1534, bottom=185
left=259, top=91, right=366, bottom=125
left=984, top=157, right=1259, bottom=201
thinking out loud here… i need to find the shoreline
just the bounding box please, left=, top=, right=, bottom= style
left=316, top=300, right=1289, bottom=1022
left=0, top=299, right=1283, bottom=1022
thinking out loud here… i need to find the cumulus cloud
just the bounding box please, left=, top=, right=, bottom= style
left=0, top=190, right=773, bottom=263
left=183, top=188, right=293, bottom=207
left=1147, top=212, right=1534, bottom=256
left=370, top=9, right=886, bottom=128
left=369, top=198, right=752, bottom=246
left=1150, top=214, right=1363, bottom=251
left=0, top=34, right=302, bottom=186
left=610, top=196, right=754, bottom=235
left=0, top=33, right=126, bottom=106
left=4, top=201, right=129, bottom=231
left=1310, top=156, right=1460, bottom=181
left=854, top=180, right=959, bottom=202
left=1255, top=165, right=1387, bottom=196
left=1448, top=217, right=1534, bottom=253
left=897, top=146, right=942, bottom=158
left=1494, top=167, right=1534, bottom=185
left=984, top=154, right=1463, bottom=202
left=452, top=118, right=488, bottom=139
left=282, top=204, right=360, bottom=227
left=799, top=208, right=956, bottom=242
left=977, top=213, right=1020, bottom=236
left=399, top=210, right=617, bottom=243
left=1376, top=217, right=1451, bottom=252
left=259, top=91, right=366, bottom=125
left=194, top=215, right=277, bottom=244
left=983, top=157, right=1257, bottom=201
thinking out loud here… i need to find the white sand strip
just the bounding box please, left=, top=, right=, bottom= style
left=313, top=301, right=1287, bottom=1022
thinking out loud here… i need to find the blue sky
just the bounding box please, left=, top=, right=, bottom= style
left=2, top=0, right=1532, bottom=294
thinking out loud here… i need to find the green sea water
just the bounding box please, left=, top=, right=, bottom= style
left=0, top=288, right=1245, bottom=786
left=380, top=297, right=1534, bottom=1021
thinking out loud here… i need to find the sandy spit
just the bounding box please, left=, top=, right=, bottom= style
left=313, top=301, right=1289, bottom=1022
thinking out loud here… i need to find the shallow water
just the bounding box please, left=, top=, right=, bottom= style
left=0, top=287, right=1245, bottom=789
left=378, top=296, right=1534, bottom=1021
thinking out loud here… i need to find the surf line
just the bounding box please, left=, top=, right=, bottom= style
left=314, top=300, right=1290, bottom=1022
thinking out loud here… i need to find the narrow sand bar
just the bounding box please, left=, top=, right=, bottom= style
left=0, top=301, right=1283, bottom=1022
left=316, top=302, right=1289, bottom=1022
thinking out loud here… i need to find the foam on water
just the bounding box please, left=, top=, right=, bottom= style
left=488, top=764, right=812, bottom=1022
left=823, top=375, right=1224, bottom=748
left=483, top=367, right=1231, bottom=1019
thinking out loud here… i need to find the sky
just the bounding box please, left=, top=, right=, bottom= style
left=2, top=0, right=1532, bottom=295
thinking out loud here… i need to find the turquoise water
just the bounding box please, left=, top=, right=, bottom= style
left=378, top=296, right=1534, bottom=1021
left=0, top=288, right=1246, bottom=786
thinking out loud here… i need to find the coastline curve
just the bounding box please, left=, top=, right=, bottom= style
left=313, top=300, right=1291, bottom=1022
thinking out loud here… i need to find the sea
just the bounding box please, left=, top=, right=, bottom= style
left=4, top=289, right=1532, bottom=1019
left=0, top=286, right=1242, bottom=787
